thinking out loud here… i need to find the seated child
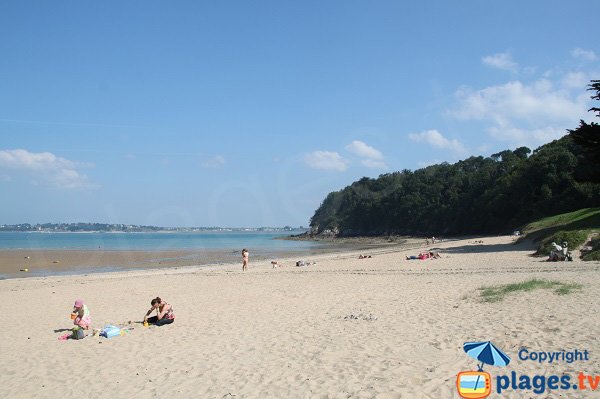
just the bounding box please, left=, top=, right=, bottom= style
left=72, top=299, right=91, bottom=330
left=143, top=296, right=175, bottom=327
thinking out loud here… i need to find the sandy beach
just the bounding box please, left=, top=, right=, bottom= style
left=1, top=235, right=599, bottom=398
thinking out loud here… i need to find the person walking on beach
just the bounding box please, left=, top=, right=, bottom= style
left=242, top=248, right=249, bottom=271
left=143, top=297, right=175, bottom=326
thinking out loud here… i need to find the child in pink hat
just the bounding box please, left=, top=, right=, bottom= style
left=72, top=299, right=91, bottom=330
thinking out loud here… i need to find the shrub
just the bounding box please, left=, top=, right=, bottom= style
left=582, top=236, right=600, bottom=261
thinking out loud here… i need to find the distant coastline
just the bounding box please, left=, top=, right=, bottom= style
left=0, top=222, right=306, bottom=234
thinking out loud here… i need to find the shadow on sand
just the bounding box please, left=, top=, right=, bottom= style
left=438, top=238, right=535, bottom=255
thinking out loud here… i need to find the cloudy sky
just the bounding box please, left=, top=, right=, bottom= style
left=1, top=1, right=598, bottom=227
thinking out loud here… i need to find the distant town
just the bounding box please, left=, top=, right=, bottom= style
left=0, top=223, right=305, bottom=233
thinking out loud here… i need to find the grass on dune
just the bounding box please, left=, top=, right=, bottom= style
left=519, top=208, right=600, bottom=259
left=523, top=208, right=600, bottom=235
left=478, top=279, right=582, bottom=303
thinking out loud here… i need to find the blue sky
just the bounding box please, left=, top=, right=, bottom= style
left=1, top=1, right=598, bottom=227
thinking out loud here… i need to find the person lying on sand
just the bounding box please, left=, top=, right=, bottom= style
left=72, top=298, right=92, bottom=330
left=143, top=297, right=175, bottom=327
left=406, top=252, right=441, bottom=260
left=358, top=254, right=372, bottom=259
left=296, top=260, right=316, bottom=267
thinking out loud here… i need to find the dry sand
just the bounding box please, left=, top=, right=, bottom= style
left=1, top=235, right=599, bottom=398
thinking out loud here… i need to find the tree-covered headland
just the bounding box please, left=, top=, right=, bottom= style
left=309, top=81, right=600, bottom=237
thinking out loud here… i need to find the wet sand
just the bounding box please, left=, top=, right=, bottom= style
left=0, top=237, right=422, bottom=279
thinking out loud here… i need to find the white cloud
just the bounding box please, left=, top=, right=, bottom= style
left=561, top=72, right=589, bottom=90
left=482, top=52, right=518, bottom=72
left=451, top=79, right=587, bottom=125
left=0, top=149, right=97, bottom=189
left=449, top=74, right=593, bottom=149
left=304, top=151, right=348, bottom=171
left=572, top=48, right=598, bottom=61
left=345, top=140, right=383, bottom=160
left=408, top=130, right=467, bottom=154
left=345, top=140, right=387, bottom=169
left=202, top=155, right=226, bottom=169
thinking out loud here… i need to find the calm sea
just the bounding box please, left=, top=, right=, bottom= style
left=0, top=230, right=315, bottom=251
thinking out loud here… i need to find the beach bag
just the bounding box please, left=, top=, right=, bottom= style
left=101, top=325, right=121, bottom=339
left=72, top=327, right=85, bottom=340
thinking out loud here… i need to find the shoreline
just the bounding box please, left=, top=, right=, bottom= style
left=0, top=237, right=426, bottom=280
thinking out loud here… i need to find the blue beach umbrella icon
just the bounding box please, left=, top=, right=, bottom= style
left=464, top=341, right=511, bottom=369
left=463, top=341, right=511, bottom=393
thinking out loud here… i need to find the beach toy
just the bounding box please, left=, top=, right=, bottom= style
left=70, top=313, right=77, bottom=320
left=143, top=321, right=149, bottom=328
left=58, top=333, right=71, bottom=341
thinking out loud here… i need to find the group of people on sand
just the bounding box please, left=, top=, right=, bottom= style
left=68, top=246, right=319, bottom=336
left=548, top=241, right=572, bottom=262
left=425, top=236, right=439, bottom=246
left=271, top=259, right=318, bottom=268
left=66, top=243, right=442, bottom=338
left=406, top=251, right=441, bottom=260
left=245, top=248, right=317, bottom=269
left=69, top=296, right=175, bottom=336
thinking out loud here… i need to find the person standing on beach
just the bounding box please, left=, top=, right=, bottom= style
left=242, top=248, right=249, bottom=271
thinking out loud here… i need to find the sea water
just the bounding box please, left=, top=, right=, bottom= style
left=0, top=230, right=315, bottom=251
